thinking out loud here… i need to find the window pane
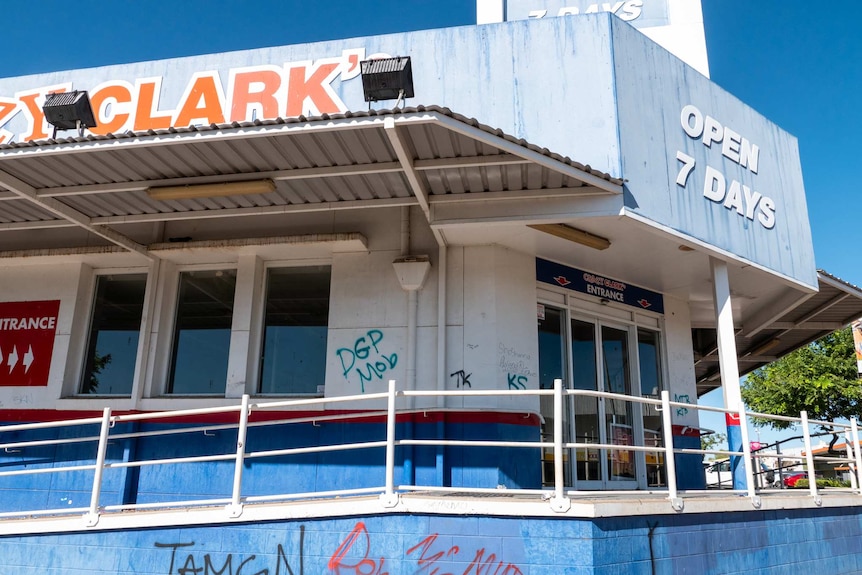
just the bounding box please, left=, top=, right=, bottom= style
left=638, top=328, right=665, bottom=486
left=259, top=266, right=331, bottom=394
left=602, top=325, right=634, bottom=481
left=638, top=328, right=662, bottom=396
left=168, top=270, right=236, bottom=394
left=80, top=274, right=147, bottom=395
left=538, top=307, right=564, bottom=390
left=571, top=319, right=600, bottom=482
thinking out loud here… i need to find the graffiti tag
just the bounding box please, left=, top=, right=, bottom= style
left=336, top=329, right=398, bottom=393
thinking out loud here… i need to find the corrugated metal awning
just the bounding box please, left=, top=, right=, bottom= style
left=0, top=106, right=621, bottom=259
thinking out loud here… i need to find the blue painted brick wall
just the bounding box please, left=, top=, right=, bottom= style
left=2, top=507, right=861, bottom=573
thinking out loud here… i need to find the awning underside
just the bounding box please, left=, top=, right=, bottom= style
left=694, top=270, right=862, bottom=396
left=0, top=105, right=620, bottom=258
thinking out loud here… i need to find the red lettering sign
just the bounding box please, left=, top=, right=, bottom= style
left=0, top=300, right=60, bottom=387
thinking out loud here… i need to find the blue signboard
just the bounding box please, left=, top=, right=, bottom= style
left=536, top=258, right=664, bottom=314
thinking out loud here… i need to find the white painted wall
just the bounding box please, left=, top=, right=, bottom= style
left=0, top=208, right=689, bottom=427
left=662, top=295, right=700, bottom=430
left=450, top=246, right=540, bottom=412
left=640, top=0, right=709, bottom=77
left=0, top=262, right=86, bottom=409
left=476, top=0, right=709, bottom=76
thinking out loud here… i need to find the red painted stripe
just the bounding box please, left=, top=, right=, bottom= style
left=671, top=425, right=703, bottom=437
left=0, top=409, right=541, bottom=427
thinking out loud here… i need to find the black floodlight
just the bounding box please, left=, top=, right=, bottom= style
left=360, top=56, right=414, bottom=104
left=43, top=90, right=97, bottom=138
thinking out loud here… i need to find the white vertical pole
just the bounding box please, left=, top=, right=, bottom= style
left=844, top=430, right=858, bottom=491
left=87, top=407, right=112, bottom=525
left=801, top=411, right=818, bottom=499
left=379, top=379, right=399, bottom=508
left=553, top=378, right=564, bottom=501
left=852, top=418, right=862, bottom=494
left=661, top=391, right=678, bottom=501
left=710, top=258, right=742, bottom=412
left=549, top=379, right=570, bottom=512
left=710, top=258, right=745, bottom=491
left=737, top=404, right=756, bottom=498
left=384, top=379, right=397, bottom=497
left=476, top=0, right=505, bottom=23
left=228, top=394, right=250, bottom=516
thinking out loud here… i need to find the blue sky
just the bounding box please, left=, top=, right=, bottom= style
left=702, top=2, right=862, bottom=288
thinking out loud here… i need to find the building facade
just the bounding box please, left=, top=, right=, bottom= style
left=1, top=9, right=862, bottom=574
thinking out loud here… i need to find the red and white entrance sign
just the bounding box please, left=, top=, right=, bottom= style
left=0, top=300, right=59, bottom=387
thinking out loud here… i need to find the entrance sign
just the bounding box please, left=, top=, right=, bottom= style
left=536, top=258, right=664, bottom=313
left=0, top=300, right=60, bottom=387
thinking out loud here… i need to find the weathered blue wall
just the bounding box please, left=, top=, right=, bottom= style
left=0, top=14, right=815, bottom=284
left=0, top=17, right=622, bottom=182
left=2, top=507, right=861, bottom=573
left=611, top=17, right=816, bottom=288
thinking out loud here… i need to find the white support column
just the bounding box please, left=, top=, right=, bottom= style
left=711, top=258, right=741, bottom=409
left=476, top=0, right=505, bottom=23
left=710, top=257, right=746, bottom=491
left=226, top=255, right=264, bottom=398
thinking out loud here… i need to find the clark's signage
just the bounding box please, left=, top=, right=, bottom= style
left=536, top=259, right=663, bottom=313
left=0, top=300, right=60, bottom=387
left=505, top=0, right=670, bottom=27
left=0, top=48, right=383, bottom=144
left=675, top=104, right=776, bottom=230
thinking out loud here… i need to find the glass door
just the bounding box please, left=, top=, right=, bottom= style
left=537, top=304, right=651, bottom=490
left=601, top=323, right=637, bottom=487
left=570, top=319, right=601, bottom=486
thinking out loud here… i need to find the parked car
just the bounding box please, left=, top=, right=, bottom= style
left=704, top=459, right=732, bottom=488
left=704, top=459, right=775, bottom=488
left=783, top=472, right=808, bottom=487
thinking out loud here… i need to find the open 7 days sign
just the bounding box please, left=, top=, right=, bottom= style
left=0, top=300, right=60, bottom=387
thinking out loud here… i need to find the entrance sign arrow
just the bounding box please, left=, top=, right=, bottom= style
left=8, top=345, right=18, bottom=372
left=23, top=345, right=34, bottom=373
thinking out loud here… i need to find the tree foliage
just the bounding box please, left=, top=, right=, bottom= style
left=701, top=432, right=726, bottom=456
left=741, top=328, right=862, bottom=429
left=80, top=352, right=112, bottom=395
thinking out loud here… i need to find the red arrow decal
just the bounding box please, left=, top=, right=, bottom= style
left=637, top=299, right=652, bottom=308
left=553, top=276, right=571, bottom=287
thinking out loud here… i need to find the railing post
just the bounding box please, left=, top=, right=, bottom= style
left=660, top=391, right=681, bottom=511
left=800, top=410, right=820, bottom=504
left=85, top=407, right=112, bottom=527
left=844, top=430, right=857, bottom=491
left=851, top=418, right=862, bottom=495
left=549, top=379, right=570, bottom=512
left=227, top=394, right=250, bottom=518
left=380, top=379, right=399, bottom=508
left=736, top=404, right=759, bottom=505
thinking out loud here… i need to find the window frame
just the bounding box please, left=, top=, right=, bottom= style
left=163, top=265, right=239, bottom=397
left=253, top=260, right=332, bottom=397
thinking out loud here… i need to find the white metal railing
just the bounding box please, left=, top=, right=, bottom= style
left=0, top=378, right=860, bottom=526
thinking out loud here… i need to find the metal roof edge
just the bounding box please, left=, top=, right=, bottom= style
left=0, top=106, right=622, bottom=187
